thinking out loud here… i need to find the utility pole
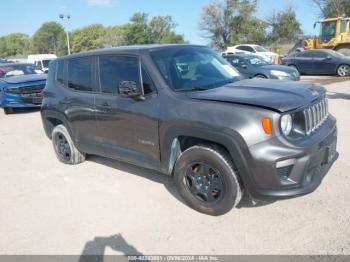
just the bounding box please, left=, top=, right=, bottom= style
left=59, top=14, right=71, bottom=55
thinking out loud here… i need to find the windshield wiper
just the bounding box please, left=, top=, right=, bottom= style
left=176, top=87, right=210, bottom=92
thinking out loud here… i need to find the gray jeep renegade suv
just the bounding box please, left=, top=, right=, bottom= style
left=41, top=45, right=338, bottom=215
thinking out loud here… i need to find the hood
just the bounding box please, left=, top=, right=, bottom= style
left=186, top=79, right=326, bottom=112
left=1, top=74, right=47, bottom=84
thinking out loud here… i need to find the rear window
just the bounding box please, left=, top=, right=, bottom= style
left=67, top=57, right=93, bottom=92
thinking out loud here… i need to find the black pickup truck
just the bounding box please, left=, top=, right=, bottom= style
left=41, top=45, right=338, bottom=215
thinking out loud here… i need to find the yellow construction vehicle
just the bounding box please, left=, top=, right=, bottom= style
left=303, top=16, right=350, bottom=55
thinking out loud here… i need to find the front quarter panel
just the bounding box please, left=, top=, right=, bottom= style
left=158, top=90, right=280, bottom=175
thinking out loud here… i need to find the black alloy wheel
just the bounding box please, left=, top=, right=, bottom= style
left=53, top=132, right=72, bottom=162
left=184, top=162, right=224, bottom=203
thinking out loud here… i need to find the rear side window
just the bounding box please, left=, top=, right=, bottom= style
left=296, top=52, right=312, bottom=58
left=236, top=46, right=254, bottom=52
left=99, top=56, right=140, bottom=94
left=68, top=57, right=93, bottom=92
left=313, top=51, right=328, bottom=58
left=56, top=61, right=65, bottom=85
left=226, top=56, right=245, bottom=66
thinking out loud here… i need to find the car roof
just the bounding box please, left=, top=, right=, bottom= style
left=56, top=44, right=207, bottom=60
left=235, top=44, right=259, bottom=47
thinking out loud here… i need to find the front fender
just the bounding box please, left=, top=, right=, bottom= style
left=159, top=124, right=258, bottom=193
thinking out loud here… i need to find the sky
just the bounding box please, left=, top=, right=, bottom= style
left=0, top=0, right=322, bottom=44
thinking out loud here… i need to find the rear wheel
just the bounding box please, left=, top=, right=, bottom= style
left=52, top=125, right=85, bottom=165
left=254, top=74, right=267, bottom=79
left=174, top=145, right=242, bottom=216
left=337, top=64, right=350, bottom=77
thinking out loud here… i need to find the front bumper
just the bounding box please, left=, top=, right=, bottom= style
left=243, top=115, right=338, bottom=200
left=1, top=92, right=42, bottom=108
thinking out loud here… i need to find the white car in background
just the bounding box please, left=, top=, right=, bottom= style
left=27, top=54, right=57, bottom=73
left=223, top=44, right=279, bottom=64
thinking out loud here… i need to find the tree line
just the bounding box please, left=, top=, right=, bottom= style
left=0, top=0, right=348, bottom=57
left=0, top=12, right=185, bottom=57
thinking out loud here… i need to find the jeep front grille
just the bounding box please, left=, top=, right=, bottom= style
left=303, top=98, right=329, bottom=135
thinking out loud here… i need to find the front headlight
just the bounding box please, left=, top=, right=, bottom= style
left=4, top=87, right=21, bottom=94
left=270, top=70, right=289, bottom=77
left=280, top=114, right=292, bottom=136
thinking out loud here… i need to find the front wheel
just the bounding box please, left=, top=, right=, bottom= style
left=337, top=64, right=350, bottom=77
left=52, top=125, right=86, bottom=165
left=4, top=108, right=13, bottom=115
left=174, top=145, right=242, bottom=216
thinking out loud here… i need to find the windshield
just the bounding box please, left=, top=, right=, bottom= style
left=254, top=46, right=268, bottom=52
left=246, top=55, right=271, bottom=65
left=42, top=59, right=52, bottom=68
left=0, top=64, right=43, bottom=78
left=151, top=47, right=240, bottom=91
left=320, top=21, right=336, bottom=43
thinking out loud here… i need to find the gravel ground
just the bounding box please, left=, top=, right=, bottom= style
left=0, top=76, right=349, bottom=256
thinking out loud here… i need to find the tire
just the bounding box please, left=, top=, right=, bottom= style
left=253, top=74, right=267, bottom=79
left=337, top=64, right=350, bottom=77
left=51, top=124, right=85, bottom=165
left=174, top=145, right=242, bottom=216
left=4, top=108, right=13, bottom=114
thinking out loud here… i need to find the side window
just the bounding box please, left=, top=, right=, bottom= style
left=56, top=61, right=65, bottom=85
left=246, top=46, right=255, bottom=52
left=35, top=61, right=42, bottom=70
left=99, top=56, right=140, bottom=94
left=142, top=68, right=154, bottom=95
left=297, top=52, right=312, bottom=58
left=237, top=46, right=254, bottom=52
left=340, top=20, right=347, bottom=33
left=229, top=57, right=240, bottom=66
left=67, top=57, right=93, bottom=92
left=236, top=46, right=246, bottom=51
left=313, top=51, right=328, bottom=58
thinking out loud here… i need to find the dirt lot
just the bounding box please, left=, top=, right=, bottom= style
left=0, top=76, right=349, bottom=256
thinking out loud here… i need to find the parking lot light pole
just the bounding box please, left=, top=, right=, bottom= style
left=59, top=14, right=71, bottom=55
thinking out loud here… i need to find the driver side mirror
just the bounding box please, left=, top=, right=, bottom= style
left=326, top=56, right=332, bottom=60
left=118, top=80, right=144, bottom=100
left=240, top=63, right=248, bottom=68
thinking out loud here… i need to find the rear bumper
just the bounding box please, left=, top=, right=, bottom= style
left=243, top=115, right=338, bottom=200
